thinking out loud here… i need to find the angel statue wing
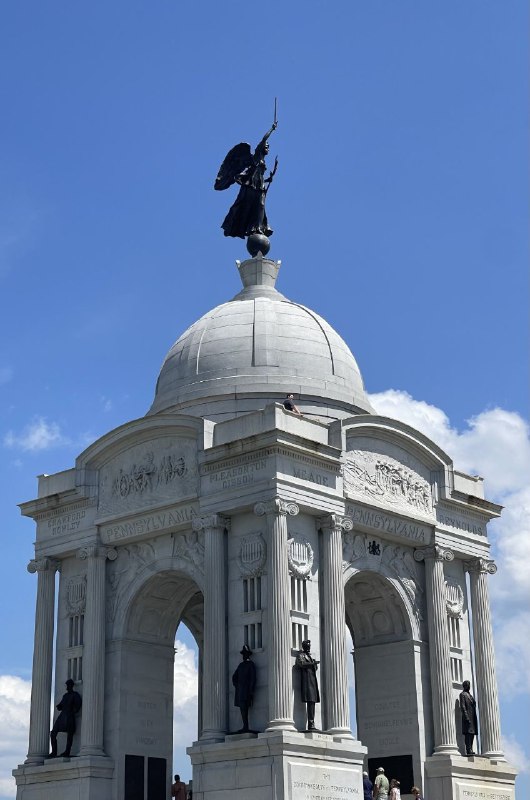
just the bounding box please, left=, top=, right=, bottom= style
left=214, top=142, right=252, bottom=190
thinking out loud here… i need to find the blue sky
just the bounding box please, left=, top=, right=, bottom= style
left=0, top=2, right=528, bottom=797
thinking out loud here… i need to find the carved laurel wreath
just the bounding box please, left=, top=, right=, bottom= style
left=287, top=535, right=314, bottom=579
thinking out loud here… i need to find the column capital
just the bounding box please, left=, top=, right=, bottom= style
left=318, top=514, right=353, bottom=532
left=77, top=545, right=117, bottom=561
left=254, top=498, right=299, bottom=518
left=414, top=545, right=454, bottom=563
left=27, top=557, right=60, bottom=574
left=464, top=557, right=497, bottom=575
left=192, top=514, right=230, bottom=533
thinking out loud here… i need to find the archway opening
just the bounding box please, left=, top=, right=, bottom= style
left=345, top=570, right=424, bottom=798
left=121, top=570, right=203, bottom=800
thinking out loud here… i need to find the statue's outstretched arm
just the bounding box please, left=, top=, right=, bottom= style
left=257, top=121, right=278, bottom=150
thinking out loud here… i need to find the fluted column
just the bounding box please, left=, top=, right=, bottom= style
left=77, top=545, right=116, bottom=756
left=25, top=558, right=59, bottom=764
left=415, top=545, right=458, bottom=754
left=194, top=514, right=229, bottom=741
left=319, top=515, right=352, bottom=736
left=255, top=498, right=298, bottom=731
left=465, top=558, right=504, bottom=759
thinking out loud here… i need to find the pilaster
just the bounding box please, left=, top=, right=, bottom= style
left=415, top=545, right=458, bottom=754
left=465, top=558, right=504, bottom=759
left=255, top=498, right=298, bottom=731
left=318, top=514, right=352, bottom=737
left=77, top=545, right=116, bottom=757
left=193, top=514, right=230, bottom=742
left=25, top=558, right=60, bottom=764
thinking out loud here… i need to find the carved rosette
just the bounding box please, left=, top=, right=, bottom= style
left=464, top=557, right=497, bottom=575
left=287, top=534, right=314, bottom=579
left=254, top=498, right=299, bottom=518
left=414, top=544, right=454, bottom=563
left=444, top=579, right=464, bottom=619
left=237, top=533, right=267, bottom=578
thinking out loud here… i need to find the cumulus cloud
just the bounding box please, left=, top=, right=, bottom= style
left=173, top=640, right=198, bottom=748
left=0, top=675, right=31, bottom=798
left=502, top=733, right=530, bottom=775
left=4, top=418, right=68, bottom=452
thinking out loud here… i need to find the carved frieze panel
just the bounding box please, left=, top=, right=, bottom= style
left=287, top=534, right=314, bottom=579
left=343, top=531, right=424, bottom=620
left=445, top=578, right=464, bottom=618
left=66, top=575, right=87, bottom=614
left=98, top=438, right=198, bottom=517
left=237, top=533, right=267, bottom=578
left=172, top=528, right=204, bottom=575
left=344, top=437, right=434, bottom=518
left=106, top=542, right=155, bottom=622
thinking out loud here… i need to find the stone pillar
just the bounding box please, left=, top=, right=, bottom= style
left=465, top=558, right=504, bottom=759
left=77, top=545, right=116, bottom=756
left=415, top=545, right=458, bottom=754
left=194, top=514, right=229, bottom=742
left=255, top=498, right=298, bottom=731
left=25, top=558, right=59, bottom=764
left=319, top=514, right=352, bottom=737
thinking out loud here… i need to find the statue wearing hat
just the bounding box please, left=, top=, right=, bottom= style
left=232, top=645, right=257, bottom=733
left=49, top=678, right=82, bottom=757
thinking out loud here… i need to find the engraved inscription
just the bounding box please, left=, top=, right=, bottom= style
left=293, top=466, right=330, bottom=486
left=290, top=762, right=361, bottom=800
left=457, top=785, right=512, bottom=800
left=208, top=458, right=267, bottom=490
left=437, top=511, right=486, bottom=537
left=100, top=503, right=198, bottom=544
left=345, top=503, right=431, bottom=543
left=47, top=509, right=86, bottom=536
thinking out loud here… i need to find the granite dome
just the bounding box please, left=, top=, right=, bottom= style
left=149, top=257, right=374, bottom=420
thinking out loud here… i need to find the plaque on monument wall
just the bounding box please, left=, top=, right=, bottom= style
left=98, top=437, right=198, bottom=517
left=288, top=761, right=361, bottom=799
left=344, top=436, right=434, bottom=519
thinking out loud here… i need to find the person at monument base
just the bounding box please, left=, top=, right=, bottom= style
left=295, top=639, right=320, bottom=731
left=459, top=679, right=479, bottom=755
left=49, top=679, right=82, bottom=758
left=232, top=644, right=256, bottom=733
left=363, top=771, right=373, bottom=800
left=171, top=774, right=187, bottom=800
left=373, top=767, right=389, bottom=800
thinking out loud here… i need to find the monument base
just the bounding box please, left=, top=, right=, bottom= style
left=13, top=756, right=114, bottom=800
left=187, top=729, right=366, bottom=800
left=424, top=753, right=516, bottom=800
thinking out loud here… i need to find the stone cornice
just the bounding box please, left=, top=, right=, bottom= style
left=20, top=494, right=96, bottom=522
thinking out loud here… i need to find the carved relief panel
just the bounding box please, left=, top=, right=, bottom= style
left=344, top=435, right=434, bottom=518
left=98, top=437, right=198, bottom=516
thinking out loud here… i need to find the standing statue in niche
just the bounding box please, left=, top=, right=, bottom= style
left=214, top=101, right=279, bottom=258
left=459, top=680, right=478, bottom=755
left=295, top=639, right=320, bottom=731
left=232, top=645, right=257, bottom=733
left=49, top=679, right=82, bottom=758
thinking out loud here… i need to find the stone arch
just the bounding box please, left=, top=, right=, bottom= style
left=344, top=568, right=429, bottom=790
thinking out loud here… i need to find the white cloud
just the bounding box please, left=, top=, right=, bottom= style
left=502, top=733, right=530, bottom=774
left=369, top=389, right=530, bottom=700
left=173, top=640, right=198, bottom=748
left=4, top=418, right=68, bottom=452
left=0, top=675, right=31, bottom=798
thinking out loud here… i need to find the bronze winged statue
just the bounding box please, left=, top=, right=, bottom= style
left=214, top=116, right=278, bottom=256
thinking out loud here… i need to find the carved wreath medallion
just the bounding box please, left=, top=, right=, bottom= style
left=288, top=534, right=313, bottom=579
left=237, top=533, right=267, bottom=578
left=445, top=578, right=464, bottom=618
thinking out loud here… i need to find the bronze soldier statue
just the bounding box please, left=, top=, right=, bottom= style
left=49, top=678, right=82, bottom=757
left=459, top=680, right=478, bottom=755
left=232, top=644, right=257, bottom=733
left=295, top=639, right=320, bottom=731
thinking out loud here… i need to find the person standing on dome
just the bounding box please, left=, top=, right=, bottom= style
left=283, top=394, right=303, bottom=416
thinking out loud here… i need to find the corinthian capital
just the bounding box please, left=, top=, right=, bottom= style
left=254, top=498, right=299, bottom=518
left=192, top=514, right=231, bottom=533
left=319, top=514, right=353, bottom=533
left=464, top=557, right=497, bottom=575
left=414, top=545, right=454, bottom=563
left=27, top=557, right=60, bottom=574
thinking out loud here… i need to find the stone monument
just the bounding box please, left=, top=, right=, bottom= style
left=13, top=122, right=516, bottom=800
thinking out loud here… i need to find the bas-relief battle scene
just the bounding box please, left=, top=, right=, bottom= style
left=3, top=6, right=525, bottom=800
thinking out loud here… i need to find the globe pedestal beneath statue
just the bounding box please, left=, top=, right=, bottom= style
left=188, top=731, right=366, bottom=800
